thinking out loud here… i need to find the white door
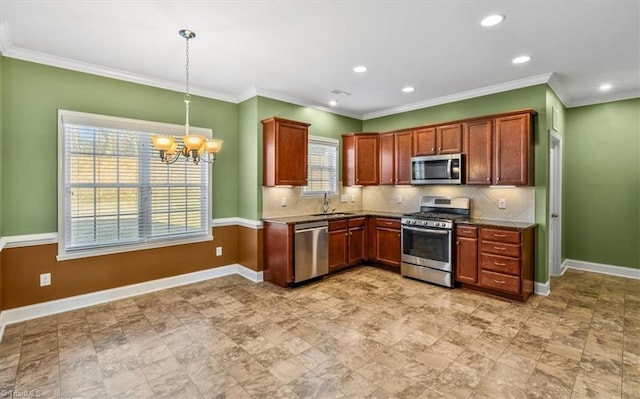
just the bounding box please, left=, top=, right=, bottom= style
left=549, top=132, right=563, bottom=276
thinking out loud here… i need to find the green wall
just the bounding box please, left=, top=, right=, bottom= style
left=238, top=97, right=260, bottom=220
left=363, top=85, right=551, bottom=283
left=1, top=57, right=239, bottom=235
left=240, top=96, right=362, bottom=219
left=565, top=98, right=640, bottom=268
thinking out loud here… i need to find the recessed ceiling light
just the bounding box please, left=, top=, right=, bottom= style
left=353, top=65, right=368, bottom=73
left=481, top=14, right=505, bottom=27
left=599, top=83, right=613, bottom=91
left=512, top=55, right=532, bottom=64
left=329, top=100, right=338, bottom=107
left=402, top=86, right=415, bottom=93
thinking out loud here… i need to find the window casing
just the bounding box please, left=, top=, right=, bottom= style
left=58, top=110, right=212, bottom=260
left=302, top=136, right=339, bottom=196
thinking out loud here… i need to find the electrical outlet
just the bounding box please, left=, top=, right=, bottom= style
left=498, top=198, right=507, bottom=209
left=396, top=195, right=403, bottom=204
left=281, top=197, right=287, bottom=207
left=351, top=194, right=355, bottom=203
left=216, top=246, right=223, bottom=256
left=40, top=273, right=51, bottom=287
left=340, top=194, right=348, bottom=203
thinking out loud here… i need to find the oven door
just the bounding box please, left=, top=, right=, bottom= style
left=401, top=225, right=452, bottom=272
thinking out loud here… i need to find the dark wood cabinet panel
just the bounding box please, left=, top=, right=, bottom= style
left=343, top=134, right=379, bottom=186
left=436, top=124, right=463, bottom=154
left=262, top=117, right=310, bottom=186
left=456, top=236, right=478, bottom=284
left=379, top=133, right=395, bottom=185
left=380, top=131, right=412, bottom=185
left=464, top=119, right=493, bottom=185
left=348, top=226, right=366, bottom=264
left=263, top=222, right=295, bottom=288
left=495, top=113, right=532, bottom=186
left=375, top=227, right=401, bottom=268
left=413, top=127, right=436, bottom=156
left=395, top=131, right=413, bottom=185
left=328, top=229, right=348, bottom=271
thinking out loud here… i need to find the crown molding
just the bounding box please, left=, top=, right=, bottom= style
left=252, top=88, right=363, bottom=120
left=566, top=89, right=640, bottom=108
left=363, top=73, right=555, bottom=120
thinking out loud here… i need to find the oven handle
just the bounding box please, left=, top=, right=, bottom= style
left=402, top=226, right=450, bottom=235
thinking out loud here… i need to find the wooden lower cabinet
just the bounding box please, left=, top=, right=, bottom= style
left=328, top=220, right=348, bottom=271
left=263, top=222, right=295, bottom=288
left=348, top=218, right=367, bottom=265
left=368, top=217, right=401, bottom=268
left=455, top=224, right=535, bottom=302
left=455, top=226, right=478, bottom=284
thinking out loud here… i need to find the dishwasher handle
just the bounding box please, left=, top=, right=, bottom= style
left=295, top=221, right=328, bottom=232
left=295, top=226, right=328, bottom=233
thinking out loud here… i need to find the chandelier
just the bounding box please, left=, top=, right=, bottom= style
left=151, top=29, right=223, bottom=165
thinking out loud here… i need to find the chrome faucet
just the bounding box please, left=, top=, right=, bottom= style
left=322, top=192, right=331, bottom=213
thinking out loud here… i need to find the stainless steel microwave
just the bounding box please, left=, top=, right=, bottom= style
left=411, top=154, right=464, bottom=185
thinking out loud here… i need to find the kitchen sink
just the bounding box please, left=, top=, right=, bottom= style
left=309, top=212, right=356, bottom=218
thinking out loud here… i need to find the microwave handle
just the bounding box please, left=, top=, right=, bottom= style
left=447, top=159, right=452, bottom=179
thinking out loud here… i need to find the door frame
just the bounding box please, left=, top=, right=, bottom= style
left=549, top=130, right=563, bottom=277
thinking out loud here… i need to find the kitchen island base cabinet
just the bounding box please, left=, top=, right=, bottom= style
left=455, top=224, right=535, bottom=302
left=263, top=222, right=295, bottom=288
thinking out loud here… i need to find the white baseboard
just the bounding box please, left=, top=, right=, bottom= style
left=534, top=281, right=550, bottom=296
left=562, top=258, right=640, bottom=280
left=0, top=263, right=262, bottom=342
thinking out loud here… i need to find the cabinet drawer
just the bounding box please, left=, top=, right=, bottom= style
left=329, top=220, right=348, bottom=231
left=456, top=225, right=477, bottom=238
left=480, top=241, right=520, bottom=258
left=481, top=228, right=521, bottom=244
left=479, top=270, right=521, bottom=294
left=480, top=253, right=520, bottom=275
left=348, top=217, right=366, bottom=228
left=376, top=218, right=401, bottom=229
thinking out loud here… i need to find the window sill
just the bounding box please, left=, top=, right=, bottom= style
left=57, top=234, right=214, bottom=261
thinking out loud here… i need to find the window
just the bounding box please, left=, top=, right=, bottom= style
left=57, top=110, right=212, bottom=260
left=302, top=136, right=339, bottom=196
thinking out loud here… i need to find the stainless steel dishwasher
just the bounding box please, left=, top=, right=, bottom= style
left=294, top=221, right=329, bottom=283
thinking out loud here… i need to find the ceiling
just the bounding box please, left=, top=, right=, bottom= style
left=1, top=1, right=638, bottom=119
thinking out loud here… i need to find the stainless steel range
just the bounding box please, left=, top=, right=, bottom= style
left=401, top=196, right=470, bottom=287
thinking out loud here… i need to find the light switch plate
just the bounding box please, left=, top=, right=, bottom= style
left=40, top=273, right=51, bottom=286
left=281, top=197, right=287, bottom=207
left=498, top=198, right=507, bottom=209
left=340, top=194, right=348, bottom=203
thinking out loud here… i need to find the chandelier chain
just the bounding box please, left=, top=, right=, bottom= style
left=185, top=36, right=190, bottom=99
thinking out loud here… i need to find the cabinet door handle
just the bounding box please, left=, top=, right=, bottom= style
left=438, top=147, right=442, bottom=151
left=431, top=147, right=435, bottom=152
left=494, top=261, right=506, bottom=266
left=493, top=279, right=506, bottom=284
left=493, top=246, right=506, bottom=250
left=385, top=222, right=392, bottom=225
left=493, top=233, right=507, bottom=238
left=497, top=177, right=501, bottom=181
left=486, top=177, right=490, bottom=181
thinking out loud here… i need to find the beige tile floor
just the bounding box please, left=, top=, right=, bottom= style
left=0, top=266, right=638, bottom=399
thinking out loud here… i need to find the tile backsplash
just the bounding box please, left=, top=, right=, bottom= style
left=263, top=184, right=534, bottom=223
left=262, top=184, right=363, bottom=218
left=362, top=185, right=535, bottom=222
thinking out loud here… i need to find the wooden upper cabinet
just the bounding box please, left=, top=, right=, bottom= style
left=379, top=133, right=395, bottom=185
left=343, top=134, right=379, bottom=186
left=464, top=119, right=493, bottom=185
left=413, top=127, right=436, bottom=156
left=495, top=113, right=532, bottom=186
left=436, top=124, right=463, bottom=154
left=262, top=117, right=310, bottom=186
left=395, top=131, right=413, bottom=185
left=413, top=124, right=462, bottom=156
left=379, top=131, right=412, bottom=185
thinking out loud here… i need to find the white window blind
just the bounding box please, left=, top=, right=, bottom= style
left=58, top=110, right=212, bottom=260
left=302, top=136, right=338, bottom=195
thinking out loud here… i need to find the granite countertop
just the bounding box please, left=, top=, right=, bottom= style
left=456, top=218, right=536, bottom=230
left=263, top=210, right=404, bottom=224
